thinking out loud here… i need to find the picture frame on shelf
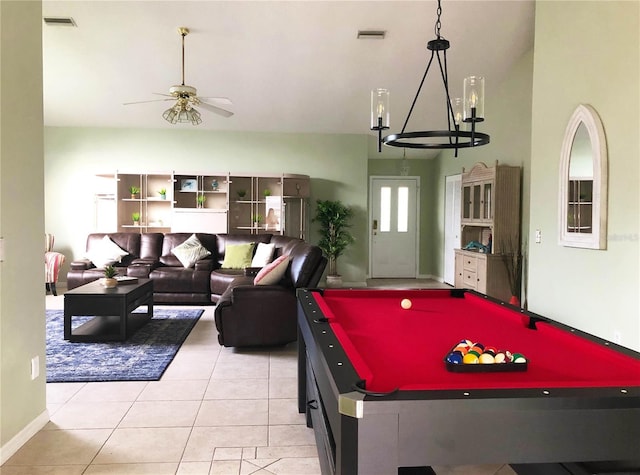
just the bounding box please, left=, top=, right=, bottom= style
left=180, top=179, right=197, bottom=191
left=265, top=195, right=282, bottom=231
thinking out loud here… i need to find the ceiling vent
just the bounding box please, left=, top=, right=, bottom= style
left=43, top=17, right=77, bottom=27
left=357, top=30, right=386, bottom=40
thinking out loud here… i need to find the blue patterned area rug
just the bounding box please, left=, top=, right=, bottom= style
left=46, top=308, right=204, bottom=383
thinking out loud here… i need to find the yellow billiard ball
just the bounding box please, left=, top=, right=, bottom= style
left=401, top=298, right=412, bottom=310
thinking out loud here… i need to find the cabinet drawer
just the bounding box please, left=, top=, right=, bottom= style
left=463, top=270, right=478, bottom=289
left=462, top=255, right=478, bottom=272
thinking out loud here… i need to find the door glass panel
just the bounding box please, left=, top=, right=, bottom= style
left=380, top=187, right=391, bottom=232
left=463, top=186, right=471, bottom=219
left=473, top=185, right=481, bottom=219
left=483, top=183, right=492, bottom=219
left=397, top=187, right=408, bottom=232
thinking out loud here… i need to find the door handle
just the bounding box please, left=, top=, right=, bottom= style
left=372, top=220, right=378, bottom=231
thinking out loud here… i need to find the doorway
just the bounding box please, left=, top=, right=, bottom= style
left=444, top=174, right=461, bottom=285
left=369, top=177, right=420, bottom=278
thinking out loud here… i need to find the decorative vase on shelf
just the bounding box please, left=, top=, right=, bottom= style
left=212, top=180, right=219, bottom=191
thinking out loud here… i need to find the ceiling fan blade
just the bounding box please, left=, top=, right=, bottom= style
left=123, top=98, right=175, bottom=105
left=152, top=92, right=175, bottom=98
left=198, top=97, right=233, bottom=107
left=199, top=101, right=234, bottom=118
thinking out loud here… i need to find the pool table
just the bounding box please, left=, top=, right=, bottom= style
left=297, top=288, right=640, bottom=475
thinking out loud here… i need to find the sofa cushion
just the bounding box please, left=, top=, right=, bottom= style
left=254, top=254, right=290, bottom=286
left=251, top=242, right=275, bottom=267
left=86, top=235, right=129, bottom=269
left=222, top=243, right=255, bottom=269
left=172, top=234, right=212, bottom=268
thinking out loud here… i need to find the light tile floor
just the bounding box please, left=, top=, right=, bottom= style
left=2, top=285, right=516, bottom=475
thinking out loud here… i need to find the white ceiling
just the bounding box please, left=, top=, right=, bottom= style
left=42, top=1, right=535, bottom=141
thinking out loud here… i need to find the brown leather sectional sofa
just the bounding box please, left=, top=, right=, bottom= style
left=67, top=232, right=327, bottom=347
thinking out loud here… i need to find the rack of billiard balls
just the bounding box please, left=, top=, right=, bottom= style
left=445, top=340, right=528, bottom=372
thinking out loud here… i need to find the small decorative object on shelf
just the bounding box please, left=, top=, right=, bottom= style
left=212, top=180, right=219, bottom=191
left=129, top=185, right=140, bottom=199
left=196, top=194, right=206, bottom=208
left=101, top=265, right=118, bottom=288
left=237, top=190, right=246, bottom=199
left=252, top=214, right=263, bottom=228
left=132, top=212, right=140, bottom=225
left=158, top=188, right=167, bottom=200
left=263, top=189, right=271, bottom=197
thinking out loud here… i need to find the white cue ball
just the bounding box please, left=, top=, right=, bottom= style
left=401, top=298, right=412, bottom=310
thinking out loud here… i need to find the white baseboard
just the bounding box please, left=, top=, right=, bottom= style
left=0, top=409, right=50, bottom=465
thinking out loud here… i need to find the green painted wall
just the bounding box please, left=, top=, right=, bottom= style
left=528, top=1, right=639, bottom=350
left=0, top=0, right=47, bottom=451
left=45, top=128, right=369, bottom=284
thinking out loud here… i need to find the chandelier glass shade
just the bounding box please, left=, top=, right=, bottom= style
left=371, top=0, right=490, bottom=156
left=163, top=102, right=202, bottom=125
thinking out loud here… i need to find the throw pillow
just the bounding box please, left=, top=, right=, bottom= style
left=221, top=242, right=255, bottom=269
left=251, top=242, right=275, bottom=267
left=254, top=254, right=290, bottom=286
left=172, top=234, right=212, bottom=268
left=86, top=235, right=129, bottom=269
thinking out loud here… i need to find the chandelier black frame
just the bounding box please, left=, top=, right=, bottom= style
left=371, top=0, right=490, bottom=155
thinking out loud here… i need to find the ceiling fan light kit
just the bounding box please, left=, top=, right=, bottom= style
left=371, top=0, right=490, bottom=156
left=125, top=26, right=233, bottom=125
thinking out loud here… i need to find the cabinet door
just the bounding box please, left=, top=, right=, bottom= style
left=476, top=257, right=487, bottom=294
left=462, top=186, right=472, bottom=220
left=482, top=181, right=492, bottom=220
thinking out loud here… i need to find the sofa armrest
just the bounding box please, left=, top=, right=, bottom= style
left=194, top=259, right=214, bottom=271
left=70, top=259, right=93, bottom=271
left=127, top=262, right=155, bottom=278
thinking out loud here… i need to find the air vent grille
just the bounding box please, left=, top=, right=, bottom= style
left=43, top=17, right=77, bottom=27
left=357, top=30, right=386, bottom=40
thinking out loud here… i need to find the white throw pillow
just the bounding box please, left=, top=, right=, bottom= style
left=172, top=234, right=212, bottom=268
left=251, top=242, right=275, bottom=267
left=254, top=254, right=290, bottom=286
left=86, top=235, right=129, bottom=269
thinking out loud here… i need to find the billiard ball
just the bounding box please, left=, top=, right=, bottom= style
left=512, top=353, right=527, bottom=363
left=479, top=353, right=495, bottom=364
left=401, top=298, right=412, bottom=310
left=446, top=352, right=463, bottom=364
left=462, top=353, right=479, bottom=364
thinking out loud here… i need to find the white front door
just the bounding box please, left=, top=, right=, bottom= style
left=444, top=174, right=462, bottom=285
left=369, top=177, right=419, bottom=278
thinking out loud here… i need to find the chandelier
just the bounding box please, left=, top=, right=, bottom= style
left=371, top=0, right=490, bottom=156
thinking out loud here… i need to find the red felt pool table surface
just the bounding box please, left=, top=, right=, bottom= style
left=313, top=289, right=640, bottom=393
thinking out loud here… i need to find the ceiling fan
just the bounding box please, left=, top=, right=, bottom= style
left=124, top=27, right=233, bottom=125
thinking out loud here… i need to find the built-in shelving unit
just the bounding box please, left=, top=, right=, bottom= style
left=94, top=171, right=310, bottom=238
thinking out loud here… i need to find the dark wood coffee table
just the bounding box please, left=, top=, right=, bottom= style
left=64, top=279, right=154, bottom=342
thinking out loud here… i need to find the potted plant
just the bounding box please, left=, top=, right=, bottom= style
left=263, top=189, right=272, bottom=197
left=237, top=190, right=247, bottom=199
left=132, top=212, right=140, bottom=225
left=313, top=200, right=354, bottom=288
left=129, top=185, right=140, bottom=199
left=158, top=188, right=167, bottom=200
left=252, top=214, right=263, bottom=228
left=196, top=194, right=206, bottom=208
left=101, top=265, right=118, bottom=288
